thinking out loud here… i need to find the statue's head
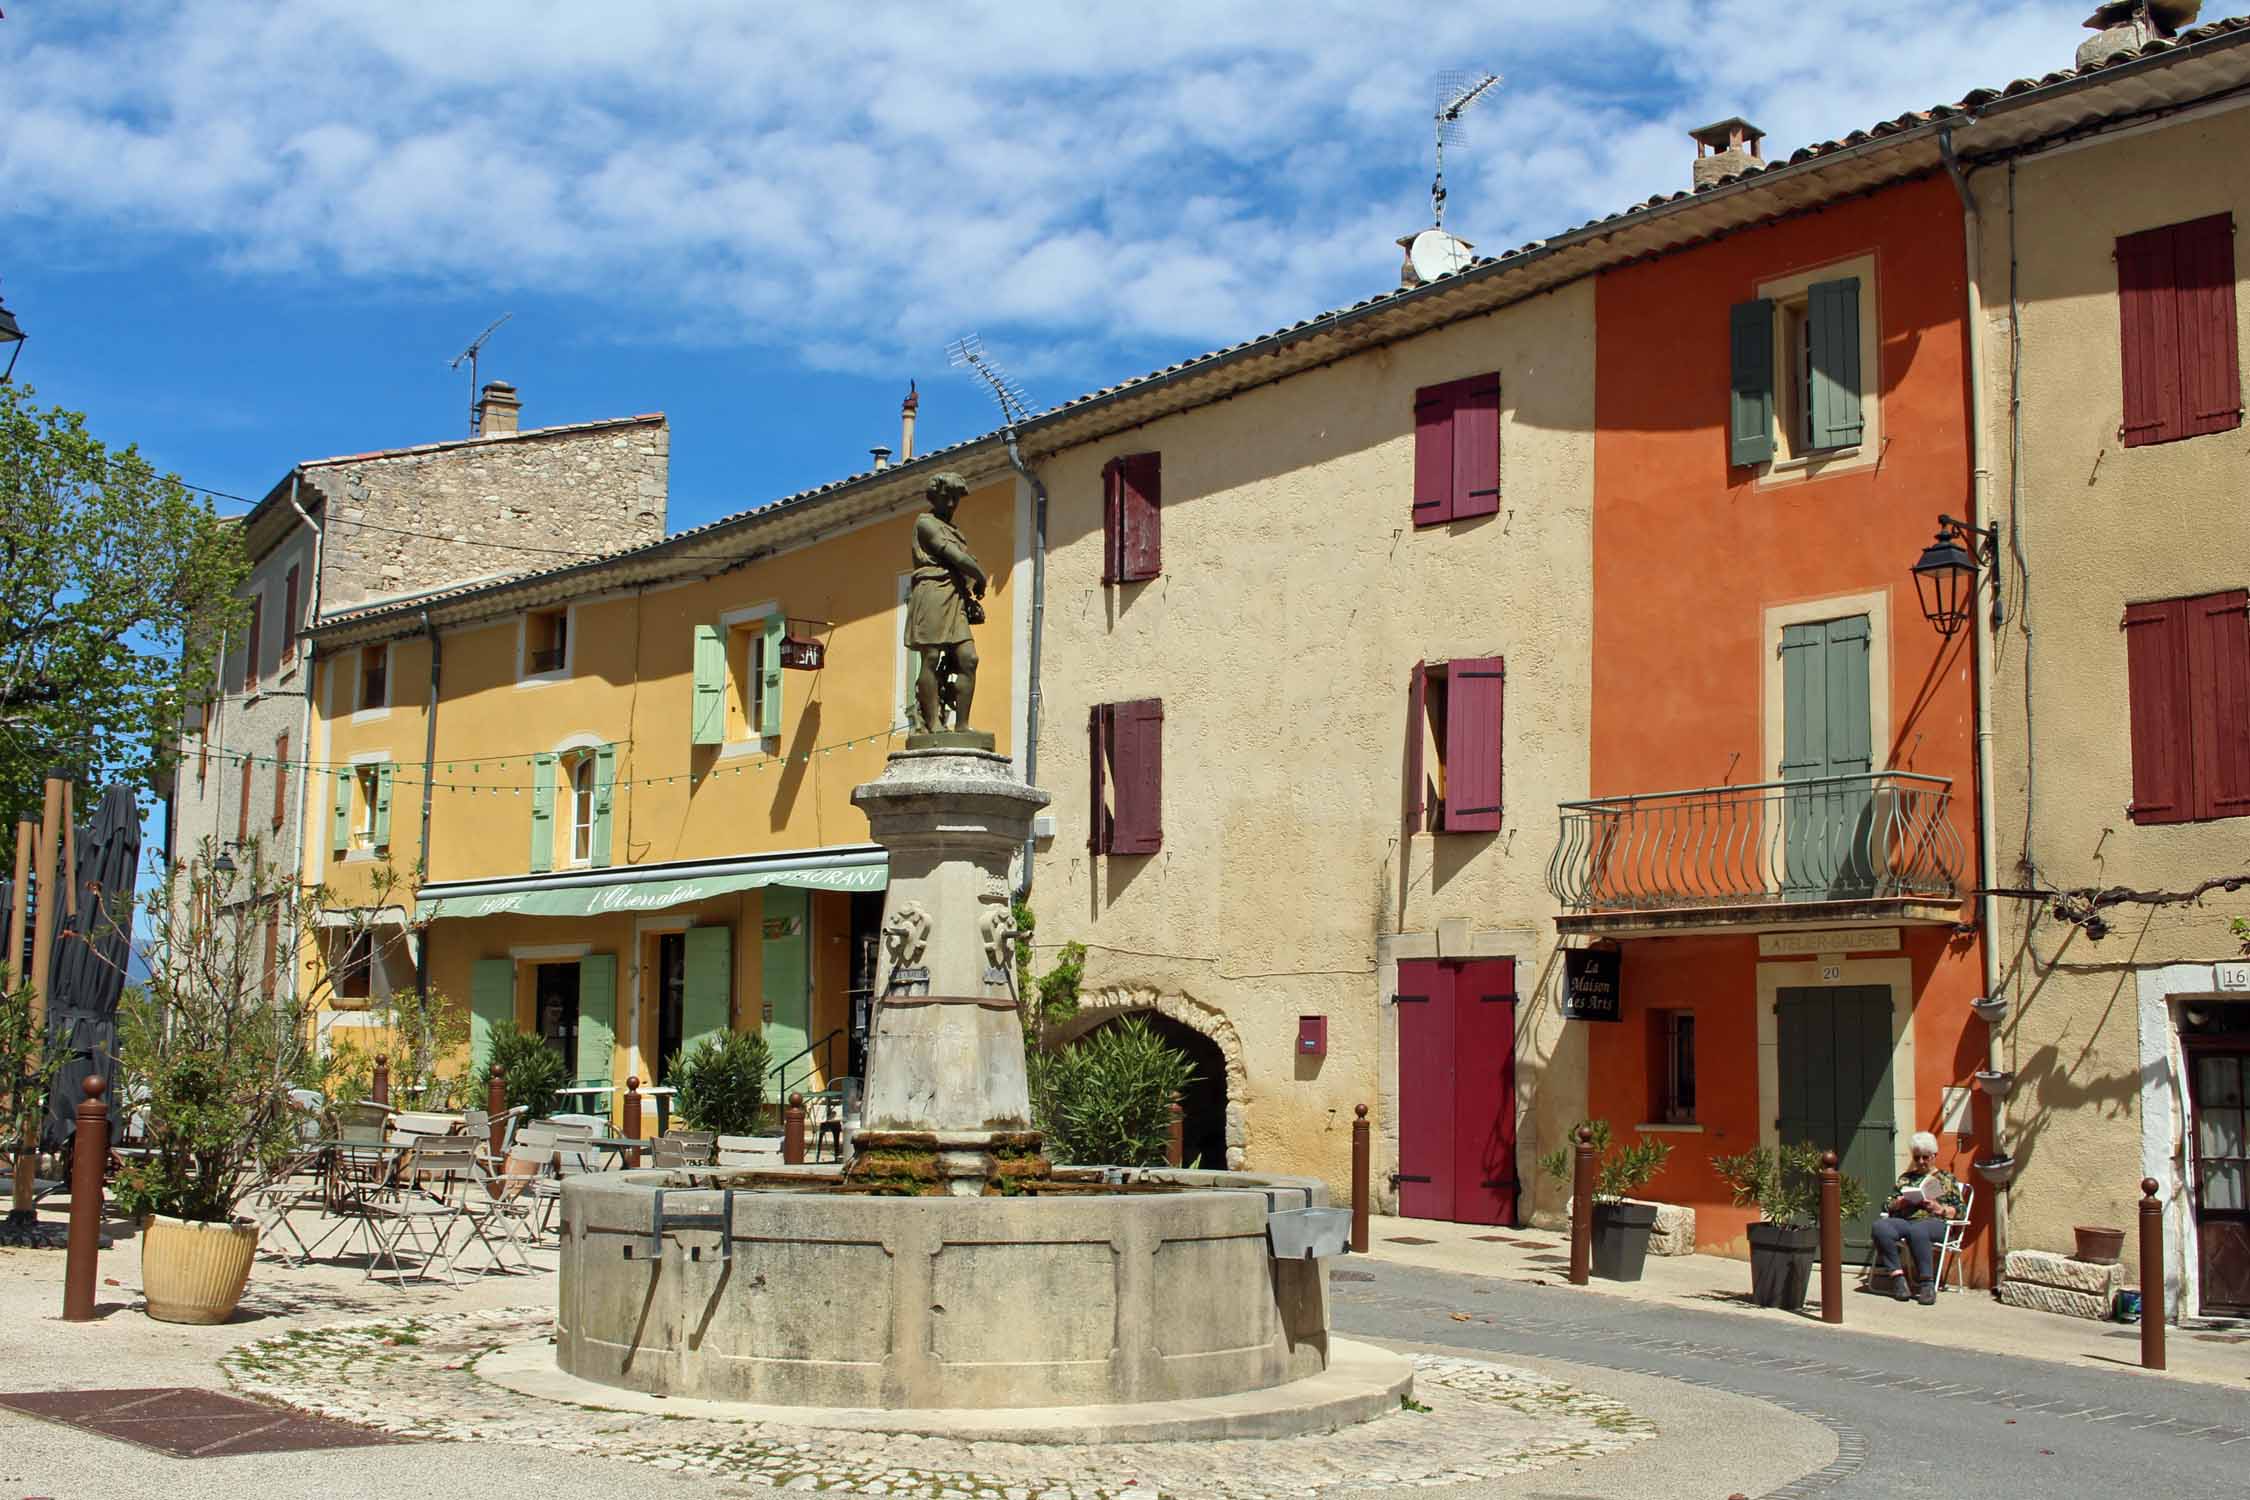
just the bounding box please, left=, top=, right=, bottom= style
left=925, top=471, right=969, bottom=513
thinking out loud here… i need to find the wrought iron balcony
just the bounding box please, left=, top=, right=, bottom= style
left=1547, top=772, right=1964, bottom=927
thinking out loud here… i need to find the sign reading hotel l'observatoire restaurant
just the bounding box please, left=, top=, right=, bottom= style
left=1562, top=947, right=1621, bottom=1022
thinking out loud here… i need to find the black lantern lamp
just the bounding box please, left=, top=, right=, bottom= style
left=0, top=287, right=23, bottom=384
left=1912, top=513, right=2001, bottom=637
left=212, top=848, right=238, bottom=878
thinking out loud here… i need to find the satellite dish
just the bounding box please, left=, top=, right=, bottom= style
left=1409, top=229, right=1474, bottom=284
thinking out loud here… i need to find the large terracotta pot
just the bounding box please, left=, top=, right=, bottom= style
left=141, top=1213, right=257, bottom=1324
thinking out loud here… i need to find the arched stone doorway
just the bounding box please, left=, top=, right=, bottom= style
left=1048, top=987, right=1247, bottom=1169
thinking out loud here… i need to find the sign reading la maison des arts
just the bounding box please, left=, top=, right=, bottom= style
left=1562, top=947, right=1622, bottom=1022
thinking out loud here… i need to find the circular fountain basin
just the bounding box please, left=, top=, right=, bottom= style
left=556, top=1167, right=1339, bottom=1412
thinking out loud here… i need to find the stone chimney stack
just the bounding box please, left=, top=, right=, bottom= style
left=2077, top=2, right=2199, bottom=69
left=1690, top=117, right=1765, bottom=189
left=871, top=445, right=893, bottom=471
left=900, top=381, right=919, bottom=462
left=474, top=380, right=522, bottom=436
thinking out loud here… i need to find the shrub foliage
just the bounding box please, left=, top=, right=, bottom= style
left=672, top=1029, right=774, bottom=1136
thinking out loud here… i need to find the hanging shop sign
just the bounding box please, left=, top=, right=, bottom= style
left=1562, top=947, right=1622, bottom=1022
left=779, top=618, right=828, bottom=671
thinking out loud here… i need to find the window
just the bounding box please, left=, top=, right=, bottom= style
left=1730, top=261, right=1873, bottom=469
left=533, top=745, right=612, bottom=871
left=335, top=929, right=373, bottom=1001
left=2118, top=213, right=2242, bottom=448
left=527, top=608, right=569, bottom=675
left=237, top=755, right=253, bottom=844
left=1411, top=374, right=1500, bottom=527
left=281, top=565, right=300, bottom=665
left=2124, top=589, right=2250, bottom=824
left=272, top=733, right=289, bottom=831
left=1089, top=699, right=1163, bottom=855
left=244, top=594, right=263, bottom=691
left=358, top=645, right=388, bottom=713
left=1102, top=452, right=1162, bottom=582
left=353, top=766, right=380, bottom=850
left=1649, top=1010, right=1697, bottom=1125
left=1405, top=657, right=1504, bottom=833
left=339, top=762, right=393, bottom=856
left=695, top=615, right=782, bottom=746
left=569, top=753, right=596, bottom=865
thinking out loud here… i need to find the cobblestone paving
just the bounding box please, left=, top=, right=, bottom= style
left=219, top=1306, right=1653, bottom=1497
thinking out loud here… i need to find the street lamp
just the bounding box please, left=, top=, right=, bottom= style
left=0, top=288, right=23, bottom=384
left=1911, top=513, right=2001, bottom=637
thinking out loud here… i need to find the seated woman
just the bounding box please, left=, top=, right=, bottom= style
left=1871, top=1131, right=1964, bottom=1304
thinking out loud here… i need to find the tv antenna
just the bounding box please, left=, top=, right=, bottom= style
left=1429, top=70, right=1501, bottom=230
left=450, top=312, right=513, bottom=435
left=946, top=334, right=1038, bottom=429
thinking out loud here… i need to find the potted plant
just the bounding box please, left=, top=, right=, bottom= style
left=469, top=1023, right=568, bottom=1121
left=1537, top=1120, right=1673, bottom=1282
left=1712, top=1142, right=1870, bottom=1309
left=115, top=841, right=415, bottom=1323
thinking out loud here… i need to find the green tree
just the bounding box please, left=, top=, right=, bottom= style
left=469, top=1023, right=568, bottom=1121
left=0, top=381, right=246, bottom=847
left=672, top=1030, right=774, bottom=1136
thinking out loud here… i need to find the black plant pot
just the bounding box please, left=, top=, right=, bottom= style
left=1746, top=1222, right=1819, bottom=1309
left=1590, top=1200, right=1659, bottom=1282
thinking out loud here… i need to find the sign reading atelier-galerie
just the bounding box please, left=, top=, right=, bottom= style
left=1562, top=947, right=1622, bottom=1022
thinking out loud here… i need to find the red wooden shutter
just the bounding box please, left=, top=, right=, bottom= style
left=1088, top=703, right=1112, bottom=852
left=2124, top=599, right=2193, bottom=824
left=1450, top=376, right=1500, bottom=520
left=282, top=565, right=300, bottom=663
left=2175, top=214, right=2243, bottom=440
left=1441, top=656, right=1504, bottom=833
left=1451, top=958, right=1518, bottom=1226
left=2118, top=223, right=2183, bottom=447
left=262, top=914, right=279, bottom=1004
left=1100, top=460, right=1124, bottom=584
left=273, top=733, right=289, bottom=830
left=1406, top=660, right=1428, bottom=833
left=1393, top=959, right=1457, bottom=1221
left=1110, top=698, right=1163, bottom=854
left=1117, top=452, right=1161, bottom=581
left=245, top=595, right=263, bottom=690
left=238, top=755, right=253, bottom=843
left=1412, top=385, right=1455, bottom=526
left=2190, top=588, right=2250, bottom=820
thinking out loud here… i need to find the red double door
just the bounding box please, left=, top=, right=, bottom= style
left=1395, top=958, right=1519, bottom=1225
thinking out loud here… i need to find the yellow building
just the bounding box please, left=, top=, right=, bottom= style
left=303, top=453, right=1023, bottom=1121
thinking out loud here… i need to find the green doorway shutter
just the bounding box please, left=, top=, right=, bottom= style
left=470, top=958, right=516, bottom=1068
left=576, top=954, right=617, bottom=1091
left=681, top=925, right=732, bottom=1070
left=760, top=888, right=810, bottom=1088
left=1780, top=615, right=1873, bottom=898
left=1776, top=985, right=1895, bottom=1256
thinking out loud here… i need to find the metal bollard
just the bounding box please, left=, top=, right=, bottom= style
left=486, top=1067, right=507, bottom=1158
left=1351, top=1103, right=1371, bottom=1254
left=2139, top=1177, right=2165, bottom=1370
left=1819, top=1149, right=1843, bottom=1325
left=622, top=1077, right=643, bottom=1167
left=1165, top=1094, right=1184, bottom=1168
left=1568, top=1123, right=1594, bottom=1286
left=783, top=1094, right=806, bottom=1166
left=371, top=1054, right=390, bottom=1107
left=62, top=1078, right=107, bottom=1322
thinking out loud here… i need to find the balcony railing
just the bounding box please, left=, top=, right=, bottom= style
left=1547, top=771, right=1964, bottom=916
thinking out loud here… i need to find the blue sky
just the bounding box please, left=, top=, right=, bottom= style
left=5, top=0, right=2240, bottom=535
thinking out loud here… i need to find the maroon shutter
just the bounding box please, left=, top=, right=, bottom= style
left=2190, top=589, right=2250, bottom=820
left=1110, top=698, right=1163, bottom=854
left=245, top=595, right=263, bottom=690
left=2175, top=214, right=2243, bottom=440
left=1088, top=703, right=1112, bottom=852
left=1441, top=656, right=1504, bottom=832
left=1406, top=660, right=1428, bottom=833
left=1450, top=375, right=1500, bottom=520
left=282, top=565, right=300, bottom=663
left=238, top=756, right=252, bottom=843
left=2118, top=223, right=2184, bottom=448
left=1412, top=385, right=1455, bottom=526
left=1118, top=452, right=1161, bottom=581
left=1392, top=959, right=1456, bottom=1221
left=1100, top=460, right=1124, bottom=584
left=2124, top=599, right=2193, bottom=824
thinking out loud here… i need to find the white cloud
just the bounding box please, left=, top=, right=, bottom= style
left=3, top=1, right=2235, bottom=391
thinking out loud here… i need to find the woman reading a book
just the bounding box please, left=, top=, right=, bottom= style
left=1871, top=1132, right=1965, bottom=1304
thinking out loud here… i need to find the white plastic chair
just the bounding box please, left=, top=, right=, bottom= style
left=1931, top=1182, right=1975, bottom=1292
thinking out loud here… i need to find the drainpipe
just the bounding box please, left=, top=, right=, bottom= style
left=414, top=608, right=443, bottom=999
left=1941, top=123, right=2010, bottom=1270
left=1002, top=426, right=1048, bottom=906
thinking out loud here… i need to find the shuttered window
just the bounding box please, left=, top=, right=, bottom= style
left=1411, top=374, right=1501, bottom=527
left=272, top=734, right=289, bottom=831
left=261, top=914, right=279, bottom=1004
left=1103, top=452, right=1162, bottom=583
left=1089, top=699, right=1163, bottom=854
left=2119, top=214, right=2242, bottom=447
left=244, top=594, right=263, bottom=691
left=1405, top=657, right=1505, bottom=834
left=237, top=756, right=252, bottom=843
left=281, top=565, right=300, bottom=664
left=2124, top=589, right=2250, bottom=824
left=1733, top=274, right=1866, bottom=465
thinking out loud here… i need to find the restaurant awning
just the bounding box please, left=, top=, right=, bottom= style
left=414, top=845, right=886, bottom=921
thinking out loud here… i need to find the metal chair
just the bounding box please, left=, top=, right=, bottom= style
left=653, top=1130, right=717, bottom=1168
left=529, top=1126, right=599, bottom=1239
left=715, top=1134, right=779, bottom=1168
left=363, top=1138, right=479, bottom=1286
left=810, top=1077, right=861, bottom=1162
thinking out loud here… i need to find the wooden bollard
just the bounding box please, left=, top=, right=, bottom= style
left=2140, top=1176, right=2165, bottom=1370
left=1568, top=1123, right=1595, bottom=1286
left=371, top=1054, right=390, bottom=1107
left=622, top=1077, right=643, bottom=1167
left=783, top=1093, right=806, bottom=1166
left=62, top=1077, right=107, bottom=1322
left=486, top=1067, right=507, bottom=1158
left=1819, top=1149, right=1843, bottom=1325
left=1165, top=1094, right=1184, bottom=1168
left=1350, top=1103, right=1370, bottom=1254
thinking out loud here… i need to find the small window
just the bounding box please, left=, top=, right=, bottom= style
left=351, top=764, right=392, bottom=852
left=1411, top=375, right=1500, bottom=527
left=2124, top=589, right=2250, bottom=824
left=1089, top=699, right=1163, bottom=855
left=272, top=733, right=289, bottom=831
left=2118, top=213, right=2242, bottom=448
left=1649, top=1010, right=1696, bottom=1125
left=1405, top=657, right=1504, bottom=834
left=1730, top=265, right=1870, bottom=469
left=245, top=594, right=264, bottom=691
left=728, top=622, right=769, bottom=740
left=336, top=928, right=373, bottom=1001
left=569, top=754, right=596, bottom=865
left=1102, top=452, right=1162, bottom=583
left=528, top=608, right=569, bottom=675
left=359, top=645, right=388, bottom=712
left=281, top=565, right=300, bottom=665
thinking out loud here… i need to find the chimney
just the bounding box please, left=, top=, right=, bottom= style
left=2077, top=2, right=2198, bottom=69
left=900, top=380, right=919, bottom=462
left=1689, top=117, right=1765, bottom=189
left=870, top=445, right=893, bottom=471
left=474, top=380, right=521, bottom=436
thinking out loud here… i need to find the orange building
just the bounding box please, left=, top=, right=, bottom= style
left=1557, top=167, right=1994, bottom=1280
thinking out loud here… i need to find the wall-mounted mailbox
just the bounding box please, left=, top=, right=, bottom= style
left=1297, top=1015, right=1327, bottom=1057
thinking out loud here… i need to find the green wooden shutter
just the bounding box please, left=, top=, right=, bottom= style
left=470, top=958, right=515, bottom=1068
left=330, top=769, right=351, bottom=855
left=1779, top=623, right=1827, bottom=896
left=576, top=953, right=617, bottom=1089
left=1807, top=277, right=1864, bottom=450
left=372, top=764, right=394, bottom=849
left=760, top=889, right=809, bottom=1078
left=589, top=744, right=616, bottom=865
left=1822, top=616, right=1874, bottom=777
left=1729, top=298, right=1776, bottom=467
left=692, top=624, right=725, bottom=745
left=761, top=614, right=785, bottom=739
left=529, top=751, right=556, bottom=873
left=681, top=924, right=732, bottom=1068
